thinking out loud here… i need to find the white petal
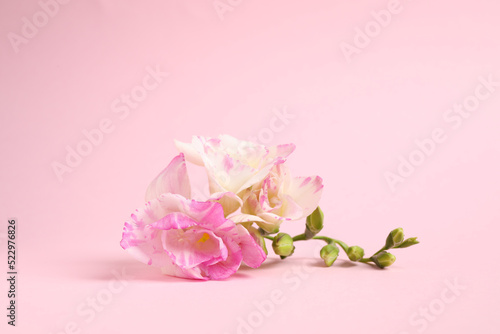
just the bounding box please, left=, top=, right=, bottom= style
left=145, top=154, right=191, bottom=201
left=268, top=143, right=296, bottom=160
left=231, top=213, right=282, bottom=233
left=208, top=192, right=243, bottom=217
left=174, top=139, right=204, bottom=166
left=285, top=176, right=324, bottom=218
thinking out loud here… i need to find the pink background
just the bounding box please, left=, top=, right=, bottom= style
left=1, top=0, right=499, bottom=333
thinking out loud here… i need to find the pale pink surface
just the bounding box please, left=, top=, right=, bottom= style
left=1, top=0, right=500, bottom=333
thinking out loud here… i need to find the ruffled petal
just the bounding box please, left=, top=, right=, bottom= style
left=150, top=212, right=198, bottom=230
left=120, top=194, right=188, bottom=250
left=201, top=228, right=243, bottom=280
left=120, top=194, right=228, bottom=269
left=120, top=220, right=173, bottom=268
left=180, top=200, right=228, bottom=230
left=235, top=225, right=266, bottom=268
left=162, top=228, right=227, bottom=269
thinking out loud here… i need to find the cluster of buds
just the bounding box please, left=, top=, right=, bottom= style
left=264, top=207, right=419, bottom=269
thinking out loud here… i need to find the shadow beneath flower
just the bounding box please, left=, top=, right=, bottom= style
left=238, top=258, right=283, bottom=271
left=332, top=259, right=358, bottom=268
left=238, top=257, right=367, bottom=271
left=64, top=254, right=269, bottom=282
left=61, top=257, right=204, bottom=283
left=225, top=271, right=252, bottom=280
left=309, top=258, right=380, bottom=269
left=56, top=255, right=380, bottom=284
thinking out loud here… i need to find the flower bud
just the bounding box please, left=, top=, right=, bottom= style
left=320, top=244, right=339, bottom=267
left=247, top=226, right=268, bottom=255
left=385, top=228, right=405, bottom=249
left=272, top=233, right=295, bottom=258
left=305, top=206, right=324, bottom=239
left=395, top=237, right=419, bottom=249
left=371, top=251, right=396, bottom=268
left=346, top=246, right=364, bottom=262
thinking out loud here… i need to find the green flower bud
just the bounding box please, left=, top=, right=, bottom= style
left=346, top=246, right=364, bottom=262
left=247, top=226, right=268, bottom=255
left=272, top=233, right=295, bottom=258
left=305, top=206, right=324, bottom=239
left=259, top=225, right=280, bottom=234
left=385, top=228, right=405, bottom=249
left=371, top=251, right=396, bottom=268
left=320, top=244, right=339, bottom=267
left=395, top=237, right=419, bottom=249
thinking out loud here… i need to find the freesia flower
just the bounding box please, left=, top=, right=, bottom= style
left=121, top=136, right=419, bottom=275
left=236, top=163, right=324, bottom=232
left=120, top=154, right=266, bottom=280
left=175, top=135, right=295, bottom=195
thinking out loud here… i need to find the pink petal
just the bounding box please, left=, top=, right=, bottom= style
left=150, top=212, right=198, bottom=230
left=162, top=228, right=227, bottom=269
left=120, top=194, right=227, bottom=268
left=145, top=154, right=191, bottom=201
left=235, top=225, right=266, bottom=268
left=120, top=219, right=174, bottom=268
left=201, top=228, right=243, bottom=280
left=160, top=262, right=207, bottom=280
left=181, top=200, right=228, bottom=230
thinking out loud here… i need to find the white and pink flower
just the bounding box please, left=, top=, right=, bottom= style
left=119, top=135, right=417, bottom=276
left=121, top=136, right=325, bottom=280
left=236, top=163, right=324, bottom=232
left=175, top=135, right=295, bottom=195
left=120, top=154, right=266, bottom=280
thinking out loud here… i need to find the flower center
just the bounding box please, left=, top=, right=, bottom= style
left=197, top=232, right=210, bottom=243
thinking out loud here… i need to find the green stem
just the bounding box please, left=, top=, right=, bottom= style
left=279, top=233, right=384, bottom=268
left=311, top=235, right=333, bottom=243
left=292, top=233, right=307, bottom=241
left=372, top=247, right=387, bottom=257
left=332, top=239, right=349, bottom=253
left=311, top=236, right=349, bottom=253
left=263, top=235, right=274, bottom=241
